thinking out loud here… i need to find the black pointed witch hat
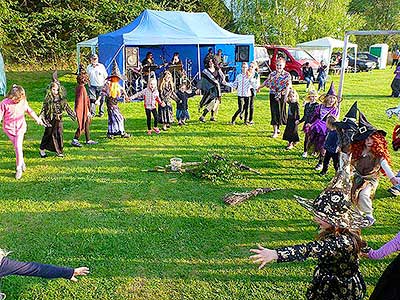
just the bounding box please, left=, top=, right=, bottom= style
left=333, top=101, right=358, bottom=130
left=353, top=111, right=386, bottom=142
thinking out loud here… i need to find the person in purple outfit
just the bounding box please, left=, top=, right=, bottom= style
left=390, top=62, right=400, bottom=97
left=304, top=82, right=339, bottom=171
left=363, top=231, right=400, bottom=300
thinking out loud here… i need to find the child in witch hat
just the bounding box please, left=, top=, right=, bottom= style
left=102, top=61, right=130, bottom=139
left=349, top=111, right=399, bottom=226
left=304, top=82, right=339, bottom=170
left=250, top=179, right=367, bottom=299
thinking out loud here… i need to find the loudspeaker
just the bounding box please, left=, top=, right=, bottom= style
left=125, top=47, right=139, bottom=68
left=235, top=45, right=250, bottom=62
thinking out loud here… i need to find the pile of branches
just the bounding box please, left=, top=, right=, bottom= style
left=142, top=153, right=261, bottom=183
left=223, top=187, right=280, bottom=205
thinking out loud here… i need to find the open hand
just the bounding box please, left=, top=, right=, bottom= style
left=249, top=244, right=278, bottom=269
left=70, top=267, right=89, bottom=282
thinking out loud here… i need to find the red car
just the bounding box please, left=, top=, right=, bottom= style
left=265, top=45, right=319, bottom=82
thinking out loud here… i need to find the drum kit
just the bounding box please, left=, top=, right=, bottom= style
left=125, top=61, right=186, bottom=96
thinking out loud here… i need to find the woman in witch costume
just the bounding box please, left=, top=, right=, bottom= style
left=349, top=111, right=399, bottom=226
left=305, top=82, right=339, bottom=171
left=39, top=72, right=76, bottom=158
left=364, top=231, right=400, bottom=300
left=102, top=61, right=130, bottom=139
left=250, top=185, right=367, bottom=299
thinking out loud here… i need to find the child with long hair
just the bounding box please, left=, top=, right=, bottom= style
left=282, top=88, right=300, bottom=149
left=131, top=79, right=164, bottom=135
left=297, top=89, right=319, bottom=158
left=39, top=74, right=76, bottom=158
left=158, top=71, right=178, bottom=131
left=247, top=61, right=261, bottom=125
left=103, top=62, right=130, bottom=139
left=349, top=112, right=399, bottom=226
left=250, top=191, right=367, bottom=300
left=71, top=66, right=97, bottom=147
left=305, top=82, right=339, bottom=170
left=0, top=85, right=44, bottom=179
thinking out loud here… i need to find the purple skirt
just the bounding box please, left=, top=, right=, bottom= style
left=305, top=119, right=328, bottom=153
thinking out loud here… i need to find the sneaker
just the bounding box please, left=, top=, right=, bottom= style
left=286, top=144, right=294, bottom=150
left=315, top=163, right=323, bottom=171
left=248, top=121, right=254, bottom=126
left=388, top=183, right=400, bottom=196
left=15, top=168, right=23, bottom=180
left=71, top=139, right=82, bottom=147
left=98, top=113, right=104, bottom=117
left=147, top=130, right=152, bottom=135
left=272, top=132, right=278, bottom=138
left=86, top=140, right=98, bottom=145
left=153, top=127, right=160, bottom=134
left=302, top=152, right=308, bottom=158
left=229, top=121, right=235, bottom=125
left=107, top=134, right=115, bottom=139
left=121, top=133, right=131, bottom=138
left=361, top=215, right=375, bottom=228
left=39, top=150, right=47, bottom=158
left=210, top=117, right=216, bottom=122
left=199, top=116, right=205, bottom=123
left=178, top=122, right=183, bottom=126
left=56, top=153, right=64, bottom=158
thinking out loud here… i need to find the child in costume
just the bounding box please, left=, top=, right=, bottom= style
left=349, top=112, right=399, bottom=226
left=71, top=66, right=97, bottom=147
left=250, top=189, right=367, bottom=300
left=175, top=82, right=197, bottom=126
left=0, top=85, right=44, bottom=179
left=39, top=72, right=76, bottom=158
left=364, top=231, right=400, bottom=300
left=282, top=88, right=300, bottom=149
left=297, top=89, right=319, bottom=158
left=158, top=71, right=178, bottom=131
left=319, top=115, right=339, bottom=176
left=305, top=82, right=339, bottom=170
left=102, top=61, right=130, bottom=139
left=228, top=62, right=257, bottom=125
left=0, top=248, right=88, bottom=299
left=131, top=79, right=164, bottom=135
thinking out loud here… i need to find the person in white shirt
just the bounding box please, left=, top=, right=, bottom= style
left=228, top=62, right=257, bottom=124
left=86, top=53, right=108, bottom=117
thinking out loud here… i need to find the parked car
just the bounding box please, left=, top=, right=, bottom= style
left=357, top=52, right=379, bottom=68
left=265, top=45, right=320, bottom=82
left=331, top=53, right=376, bottom=72
left=254, top=46, right=271, bottom=77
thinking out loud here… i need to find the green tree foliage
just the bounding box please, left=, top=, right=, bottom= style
left=230, top=0, right=363, bottom=45
left=349, top=0, right=400, bottom=49
left=1, top=0, right=231, bottom=65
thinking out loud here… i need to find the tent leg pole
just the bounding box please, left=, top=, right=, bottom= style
left=338, top=34, right=349, bottom=109
left=197, top=44, right=201, bottom=79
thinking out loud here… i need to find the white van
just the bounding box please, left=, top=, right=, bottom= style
left=254, top=46, right=271, bottom=77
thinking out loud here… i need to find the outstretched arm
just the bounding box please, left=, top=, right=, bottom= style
left=0, top=256, right=88, bottom=281
left=369, top=231, right=400, bottom=259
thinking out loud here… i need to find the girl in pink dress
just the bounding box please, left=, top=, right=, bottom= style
left=0, top=85, right=44, bottom=179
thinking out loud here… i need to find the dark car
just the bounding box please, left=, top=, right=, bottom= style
left=357, top=52, right=379, bottom=68
left=347, top=54, right=376, bottom=72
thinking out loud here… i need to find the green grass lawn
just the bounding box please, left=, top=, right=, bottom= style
left=1, top=68, right=399, bottom=299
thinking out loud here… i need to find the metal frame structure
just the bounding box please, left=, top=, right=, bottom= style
left=338, top=30, right=400, bottom=102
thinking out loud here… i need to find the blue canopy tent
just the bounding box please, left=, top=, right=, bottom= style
left=98, top=10, right=254, bottom=82
left=0, top=51, right=6, bottom=96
